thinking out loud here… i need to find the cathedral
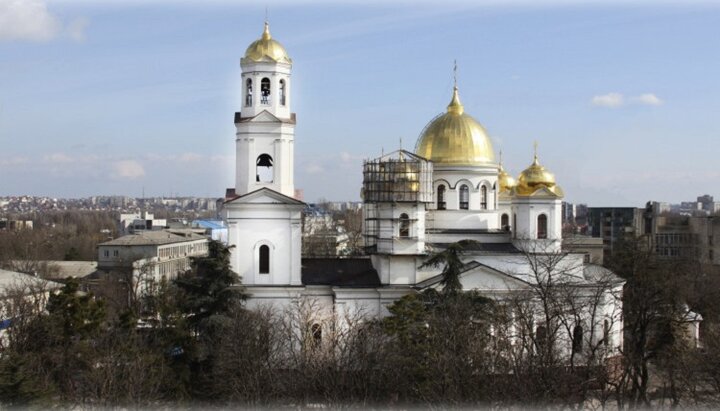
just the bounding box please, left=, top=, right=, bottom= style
left=222, top=23, right=623, bottom=352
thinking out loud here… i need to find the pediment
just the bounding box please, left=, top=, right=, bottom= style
left=417, top=261, right=530, bottom=292
left=246, top=110, right=282, bottom=123
left=225, top=187, right=305, bottom=206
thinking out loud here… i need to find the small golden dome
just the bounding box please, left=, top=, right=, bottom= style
left=415, top=87, right=495, bottom=165
left=515, top=152, right=563, bottom=197
left=498, top=163, right=517, bottom=193
left=242, top=22, right=292, bottom=64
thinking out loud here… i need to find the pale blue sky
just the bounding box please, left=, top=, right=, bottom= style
left=1, top=0, right=719, bottom=206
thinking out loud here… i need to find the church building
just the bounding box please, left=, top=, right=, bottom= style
left=222, top=23, right=624, bottom=355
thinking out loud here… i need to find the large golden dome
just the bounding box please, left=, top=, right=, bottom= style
left=415, top=87, right=495, bottom=165
left=242, top=22, right=292, bottom=64
left=515, top=153, right=563, bottom=197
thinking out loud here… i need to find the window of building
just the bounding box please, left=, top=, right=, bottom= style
left=113, top=250, right=119, bottom=257
left=260, top=77, right=271, bottom=104
left=481, top=185, right=488, bottom=210
left=279, top=79, right=286, bottom=105
left=501, top=213, right=509, bottom=231
left=513, top=214, right=517, bottom=239
left=399, top=213, right=410, bottom=237
left=437, top=185, right=446, bottom=210
left=259, top=245, right=270, bottom=274
left=535, top=324, right=548, bottom=352
left=256, top=154, right=274, bottom=183
left=537, top=214, right=548, bottom=239
left=245, top=78, right=253, bottom=106
left=459, top=185, right=469, bottom=210
left=103, top=250, right=109, bottom=258
left=572, top=325, right=583, bottom=354
left=603, top=319, right=610, bottom=346
left=311, top=323, right=322, bottom=347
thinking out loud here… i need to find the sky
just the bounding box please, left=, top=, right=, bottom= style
left=1, top=0, right=719, bottom=206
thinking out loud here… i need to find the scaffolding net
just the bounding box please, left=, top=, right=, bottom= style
left=361, top=150, right=433, bottom=204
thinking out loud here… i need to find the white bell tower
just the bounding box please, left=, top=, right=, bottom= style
left=224, top=22, right=304, bottom=286
left=235, top=22, right=295, bottom=198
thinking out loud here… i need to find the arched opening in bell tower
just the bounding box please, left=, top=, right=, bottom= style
left=256, top=154, right=274, bottom=183
left=279, top=79, right=286, bottom=105
left=245, top=78, right=253, bottom=106
left=261, top=77, right=271, bottom=104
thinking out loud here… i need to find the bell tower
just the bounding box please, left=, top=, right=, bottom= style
left=235, top=22, right=295, bottom=198
left=224, top=22, right=304, bottom=286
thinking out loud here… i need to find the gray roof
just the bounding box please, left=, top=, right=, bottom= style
left=0, top=268, right=62, bottom=294
left=99, top=230, right=207, bottom=247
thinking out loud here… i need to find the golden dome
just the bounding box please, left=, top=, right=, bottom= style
left=415, top=87, right=495, bottom=165
left=242, top=22, right=292, bottom=64
left=498, top=163, right=517, bottom=193
left=515, top=152, right=564, bottom=197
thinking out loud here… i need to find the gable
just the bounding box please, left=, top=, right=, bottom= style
left=247, top=110, right=282, bottom=123
left=417, top=261, right=530, bottom=292
left=225, top=187, right=305, bottom=206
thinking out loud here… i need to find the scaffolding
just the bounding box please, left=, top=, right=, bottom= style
left=362, top=150, right=433, bottom=252
left=361, top=150, right=433, bottom=204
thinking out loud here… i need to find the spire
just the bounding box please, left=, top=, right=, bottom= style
left=532, top=141, right=539, bottom=165
left=447, top=61, right=464, bottom=115
left=262, top=21, right=271, bottom=40
left=498, top=149, right=504, bottom=168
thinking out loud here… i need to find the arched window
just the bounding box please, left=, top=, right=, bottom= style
left=536, top=324, right=548, bottom=352
left=245, top=78, right=253, bottom=106
left=501, top=213, right=509, bottom=231
left=480, top=185, right=488, bottom=210
left=437, top=185, right=446, bottom=210
left=513, top=214, right=517, bottom=239
left=279, top=79, right=286, bottom=105
left=572, top=325, right=583, bottom=354
left=603, top=320, right=610, bottom=346
left=311, top=323, right=322, bottom=346
left=256, top=154, right=273, bottom=183
left=259, top=245, right=270, bottom=274
left=399, top=213, right=410, bottom=238
left=459, top=185, right=469, bottom=210
left=537, top=214, right=548, bottom=239
left=260, top=77, right=271, bottom=104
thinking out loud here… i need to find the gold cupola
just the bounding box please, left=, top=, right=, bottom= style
left=415, top=86, right=495, bottom=166
left=497, top=154, right=517, bottom=193
left=515, top=148, right=563, bottom=197
left=242, top=22, right=292, bottom=64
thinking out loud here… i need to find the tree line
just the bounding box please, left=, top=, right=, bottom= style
left=1, top=239, right=720, bottom=408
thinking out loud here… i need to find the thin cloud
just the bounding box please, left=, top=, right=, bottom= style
left=591, top=92, right=624, bottom=108
left=112, top=160, right=145, bottom=180
left=0, top=0, right=87, bottom=42
left=632, top=93, right=663, bottom=106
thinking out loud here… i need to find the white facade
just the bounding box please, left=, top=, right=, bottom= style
left=222, top=24, right=625, bottom=359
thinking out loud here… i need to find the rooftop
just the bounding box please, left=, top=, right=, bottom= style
left=99, top=230, right=207, bottom=247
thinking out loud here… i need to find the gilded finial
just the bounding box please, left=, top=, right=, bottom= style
left=533, top=141, right=539, bottom=165
left=453, top=59, right=458, bottom=90
left=499, top=149, right=503, bottom=166
left=262, top=21, right=271, bottom=40
left=447, top=60, right=464, bottom=115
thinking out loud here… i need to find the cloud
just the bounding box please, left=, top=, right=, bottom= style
left=632, top=93, right=663, bottom=106
left=0, top=0, right=87, bottom=42
left=66, top=17, right=89, bottom=42
left=591, top=92, right=624, bottom=108
left=44, top=152, right=74, bottom=163
left=112, top=160, right=145, bottom=180
left=304, top=163, right=325, bottom=175
left=591, top=92, right=664, bottom=108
